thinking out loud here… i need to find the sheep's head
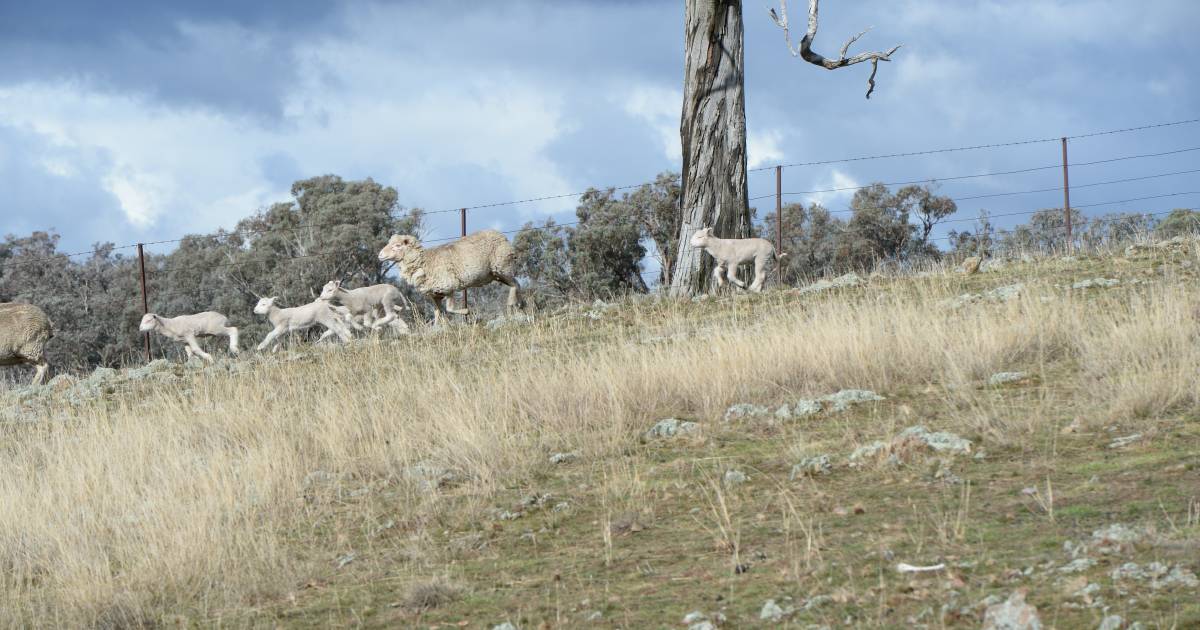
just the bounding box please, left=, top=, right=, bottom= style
left=690, top=227, right=713, bottom=248
left=253, top=297, right=278, bottom=315
left=138, top=313, right=160, bottom=332
left=319, top=280, right=342, bottom=300
left=378, top=234, right=419, bottom=262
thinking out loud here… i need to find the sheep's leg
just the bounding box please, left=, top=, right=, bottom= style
left=371, top=301, right=397, bottom=329
left=257, top=326, right=285, bottom=352
left=494, top=272, right=522, bottom=313
left=712, top=264, right=727, bottom=289
left=226, top=327, right=240, bottom=354
left=185, top=335, right=214, bottom=362
left=443, top=298, right=469, bottom=316
left=184, top=345, right=195, bottom=360
left=316, top=329, right=336, bottom=343
left=749, top=257, right=767, bottom=292
left=726, top=264, right=747, bottom=289
left=31, top=359, right=49, bottom=386
left=431, top=295, right=448, bottom=327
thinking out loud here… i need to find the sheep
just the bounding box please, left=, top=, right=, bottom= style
left=253, top=297, right=352, bottom=352
left=138, top=312, right=239, bottom=362
left=377, top=229, right=522, bottom=325
left=0, top=302, right=53, bottom=385
left=689, top=227, right=787, bottom=292
left=318, top=280, right=410, bottom=332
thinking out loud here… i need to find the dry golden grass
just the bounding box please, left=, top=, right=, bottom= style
left=1, top=253, right=1197, bottom=626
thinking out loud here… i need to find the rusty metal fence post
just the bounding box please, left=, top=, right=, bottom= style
left=1061, top=137, right=1072, bottom=253
left=460, top=208, right=468, bottom=311
left=775, top=165, right=783, bottom=286
left=137, top=243, right=151, bottom=362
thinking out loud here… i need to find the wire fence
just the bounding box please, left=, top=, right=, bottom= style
left=2, top=117, right=1198, bottom=363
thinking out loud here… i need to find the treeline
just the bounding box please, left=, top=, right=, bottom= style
left=3, top=172, right=1197, bottom=373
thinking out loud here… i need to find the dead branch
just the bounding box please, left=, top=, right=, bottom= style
left=768, top=0, right=901, bottom=99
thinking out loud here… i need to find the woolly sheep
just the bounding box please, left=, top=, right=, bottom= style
left=138, top=312, right=239, bottom=362
left=0, top=302, right=53, bottom=385
left=318, top=280, right=410, bottom=331
left=377, top=229, right=522, bottom=325
left=253, top=297, right=352, bottom=352
left=690, top=227, right=786, bottom=292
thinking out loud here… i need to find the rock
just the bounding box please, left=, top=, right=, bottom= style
left=849, top=441, right=889, bottom=464
left=1124, top=244, right=1149, bottom=257
left=1161, top=565, right=1200, bottom=589
left=1107, top=434, right=1142, bottom=449
left=961, top=256, right=983, bottom=274
left=724, top=469, right=748, bottom=487
left=644, top=418, right=699, bottom=439
left=336, top=552, right=356, bottom=568
left=724, top=403, right=770, bottom=422
left=988, top=372, right=1028, bottom=386
left=779, top=398, right=823, bottom=419
left=985, top=283, right=1024, bottom=302
left=492, top=623, right=519, bottom=630
left=402, top=462, right=462, bottom=491
left=1090, top=523, right=1141, bottom=554
left=1097, top=615, right=1123, bottom=630
left=895, top=425, right=972, bottom=455
left=982, top=590, right=1042, bottom=630
left=791, top=455, right=833, bottom=478
left=820, top=389, right=884, bottom=412
left=126, top=359, right=173, bottom=380
left=549, top=451, right=580, bottom=464
left=795, top=272, right=864, bottom=295
left=942, top=293, right=982, bottom=309
left=760, top=599, right=793, bottom=622
left=1071, top=278, right=1120, bottom=290
left=1057, top=558, right=1096, bottom=574
left=981, top=259, right=1007, bottom=273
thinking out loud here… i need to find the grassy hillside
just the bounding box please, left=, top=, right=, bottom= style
left=2, top=241, right=1199, bottom=628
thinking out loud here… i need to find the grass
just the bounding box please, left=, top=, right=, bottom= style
left=1, top=244, right=1199, bottom=627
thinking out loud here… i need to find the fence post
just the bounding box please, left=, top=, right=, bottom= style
left=775, top=165, right=783, bottom=286
left=460, top=208, right=468, bottom=312
left=137, top=243, right=151, bottom=362
left=1061, top=137, right=1072, bottom=253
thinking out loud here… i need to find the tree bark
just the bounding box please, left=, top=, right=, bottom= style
left=669, top=0, right=750, bottom=297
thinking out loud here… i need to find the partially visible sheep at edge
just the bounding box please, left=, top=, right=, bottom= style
left=690, top=227, right=787, bottom=292
left=377, top=229, right=523, bottom=325
left=319, top=280, right=410, bottom=332
left=0, top=302, right=53, bottom=385
left=253, top=297, right=352, bottom=351
left=139, top=312, right=239, bottom=362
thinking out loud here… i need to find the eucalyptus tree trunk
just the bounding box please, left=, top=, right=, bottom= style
left=669, top=0, right=750, bottom=297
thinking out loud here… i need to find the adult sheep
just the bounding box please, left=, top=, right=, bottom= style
left=139, top=312, right=239, bottom=362
left=0, top=302, right=53, bottom=385
left=378, top=229, right=522, bottom=325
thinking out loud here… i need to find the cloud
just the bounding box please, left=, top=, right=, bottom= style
left=748, top=128, right=785, bottom=170
left=619, top=85, right=682, bottom=164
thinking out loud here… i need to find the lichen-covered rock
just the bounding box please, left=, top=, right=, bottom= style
left=723, top=403, right=770, bottom=422
left=790, top=455, right=832, bottom=479
left=1071, top=278, right=1120, bottom=290
left=849, top=441, right=889, bottom=463
left=723, top=469, right=748, bottom=487
left=988, top=371, right=1028, bottom=386
left=821, top=389, right=884, bottom=412
left=644, top=418, right=698, bottom=439
left=895, top=426, right=972, bottom=455
left=982, top=590, right=1042, bottom=630
left=795, top=272, right=864, bottom=295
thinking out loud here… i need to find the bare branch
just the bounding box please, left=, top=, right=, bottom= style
left=768, top=0, right=902, bottom=99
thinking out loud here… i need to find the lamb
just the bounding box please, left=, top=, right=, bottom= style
left=690, top=227, right=786, bottom=292
left=318, top=280, right=410, bottom=332
left=377, top=229, right=522, bottom=325
left=0, top=302, right=53, bottom=385
left=138, top=312, right=239, bottom=362
left=253, top=297, right=352, bottom=351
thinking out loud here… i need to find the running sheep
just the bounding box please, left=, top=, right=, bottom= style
left=0, top=302, right=53, bottom=385
left=253, top=297, right=352, bottom=351
left=690, top=227, right=786, bottom=292
left=139, top=311, right=239, bottom=362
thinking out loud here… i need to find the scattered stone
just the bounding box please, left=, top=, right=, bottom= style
left=988, top=372, right=1029, bottom=386
left=961, top=256, right=982, bottom=274
left=895, top=425, right=972, bottom=455
left=1107, top=434, right=1142, bottom=449
left=552, top=501, right=570, bottom=513
left=848, top=441, right=889, bottom=464
left=982, top=590, right=1042, bottom=630
left=1072, top=278, right=1121, bottom=290
left=791, top=455, right=833, bottom=479
left=644, top=418, right=699, bottom=439
left=1097, top=615, right=1123, bottom=630
left=723, top=403, right=770, bottom=422
left=336, top=552, right=356, bottom=568
left=803, top=595, right=833, bottom=611
left=795, top=272, right=864, bottom=295
left=584, top=611, right=602, bottom=622
left=402, top=462, right=462, bottom=491
left=492, top=623, right=519, bottom=630
left=779, top=398, right=824, bottom=419
left=1090, top=523, right=1142, bottom=554
left=821, top=389, right=884, bottom=412
left=1057, top=558, right=1096, bottom=574
left=985, top=283, right=1025, bottom=302
left=549, top=451, right=580, bottom=464
left=724, top=469, right=748, bottom=487
left=760, top=599, right=794, bottom=622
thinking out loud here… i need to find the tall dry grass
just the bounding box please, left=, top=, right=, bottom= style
left=1, top=268, right=1196, bottom=626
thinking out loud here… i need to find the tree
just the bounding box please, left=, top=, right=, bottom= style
left=670, top=0, right=899, bottom=295
left=626, top=173, right=682, bottom=285
left=568, top=189, right=648, bottom=298
left=1154, top=209, right=1200, bottom=239
left=840, top=183, right=915, bottom=269
left=897, top=184, right=956, bottom=252
left=512, top=219, right=573, bottom=307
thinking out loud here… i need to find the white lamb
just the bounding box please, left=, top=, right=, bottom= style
left=253, top=297, right=352, bottom=352
left=138, top=312, right=239, bottom=362
left=318, top=280, right=410, bottom=331
left=377, top=229, right=522, bottom=325
left=690, top=227, right=786, bottom=292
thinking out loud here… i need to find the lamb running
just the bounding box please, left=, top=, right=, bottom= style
left=318, top=280, right=410, bottom=332
left=253, top=297, right=352, bottom=352
left=0, top=302, right=53, bottom=385
left=690, top=227, right=786, bottom=292
left=139, top=312, right=239, bottom=362
left=377, top=229, right=522, bottom=325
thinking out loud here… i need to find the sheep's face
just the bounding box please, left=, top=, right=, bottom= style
left=318, top=280, right=341, bottom=300
left=378, top=234, right=418, bottom=262
left=690, top=228, right=712, bottom=248
left=253, top=297, right=277, bottom=315
left=138, top=314, right=159, bottom=332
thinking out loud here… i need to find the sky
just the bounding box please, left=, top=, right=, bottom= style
left=2, top=0, right=1199, bottom=261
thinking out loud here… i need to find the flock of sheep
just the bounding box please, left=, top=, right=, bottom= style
left=1, top=226, right=781, bottom=385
